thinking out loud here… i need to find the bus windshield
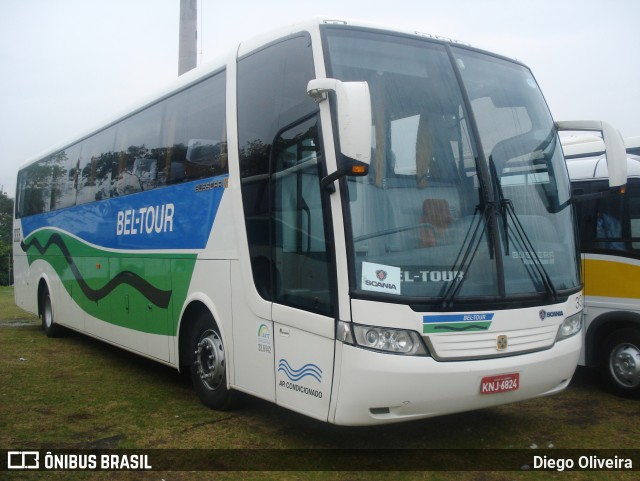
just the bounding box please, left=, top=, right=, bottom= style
left=323, top=27, right=580, bottom=306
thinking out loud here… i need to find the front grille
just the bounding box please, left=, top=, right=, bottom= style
left=424, top=324, right=558, bottom=361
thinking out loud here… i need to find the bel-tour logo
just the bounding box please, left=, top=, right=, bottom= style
left=116, top=203, right=175, bottom=237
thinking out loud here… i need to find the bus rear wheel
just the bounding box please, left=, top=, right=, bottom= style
left=600, top=328, right=640, bottom=398
left=40, top=288, right=62, bottom=338
left=189, top=312, right=234, bottom=410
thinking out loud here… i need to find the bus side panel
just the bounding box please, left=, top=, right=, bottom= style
left=12, top=252, right=35, bottom=314
left=582, top=254, right=640, bottom=366
left=180, top=258, right=234, bottom=373
left=106, top=257, right=170, bottom=361
left=13, top=219, right=40, bottom=316
left=229, top=260, right=275, bottom=402
left=583, top=254, right=640, bottom=300
left=78, top=255, right=111, bottom=335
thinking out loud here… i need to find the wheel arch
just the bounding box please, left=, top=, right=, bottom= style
left=177, top=295, right=229, bottom=372
left=36, top=275, right=51, bottom=317
left=585, top=310, right=640, bottom=366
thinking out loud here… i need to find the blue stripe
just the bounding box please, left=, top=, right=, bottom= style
left=21, top=175, right=227, bottom=251
left=278, top=359, right=322, bottom=383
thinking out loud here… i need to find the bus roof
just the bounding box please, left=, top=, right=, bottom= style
left=562, top=135, right=640, bottom=159
left=567, top=153, right=640, bottom=181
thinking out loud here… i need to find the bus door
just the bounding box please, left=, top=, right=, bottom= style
left=235, top=33, right=336, bottom=420
left=234, top=114, right=336, bottom=421
left=269, top=116, right=336, bottom=421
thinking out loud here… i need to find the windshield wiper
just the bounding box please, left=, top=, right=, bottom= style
left=489, top=156, right=558, bottom=302
left=440, top=203, right=486, bottom=309
left=503, top=200, right=558, bottom=302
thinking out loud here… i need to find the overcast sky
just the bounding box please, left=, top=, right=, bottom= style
left=1, top=0, right=638, bottom=197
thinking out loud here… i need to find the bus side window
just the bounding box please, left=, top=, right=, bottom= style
left=17, top=163, right=52, bottom=217
left=237, top=34, right=319, bottom=306
left=113, top=102, right=164, bottom=195
left=627, top=186, right=640, bottom=251
left=164, top=71, right=227, bottom=183
left=76, top=127, right=116, bottom=204
left=592, top=181, right=640, bottom=253
left=594, top=193, right=624, bottom=251
left=49, top=145, right=80, bottom=211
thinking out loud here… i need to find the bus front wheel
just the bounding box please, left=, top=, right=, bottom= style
left=600, top=328, right=640, bottom=398
left=189, top=312, right=234, bottom=410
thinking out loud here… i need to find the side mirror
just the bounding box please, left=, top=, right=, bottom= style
left=556, top=120, right=627, bottom=192
left=307, top=78, right=372, bottom=191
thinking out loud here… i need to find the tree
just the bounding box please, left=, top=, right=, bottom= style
left=0, top=190, right=13, bottom=285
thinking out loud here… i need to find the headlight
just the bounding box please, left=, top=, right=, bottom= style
left=556, top=311, right=583, bottom=341
left=346, top=323, right=428, bottom=356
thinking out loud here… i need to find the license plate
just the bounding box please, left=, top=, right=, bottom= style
left=480, top=373, right=520, bottom=394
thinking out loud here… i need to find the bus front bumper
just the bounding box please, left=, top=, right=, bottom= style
left=331, top=333, right=581, bottom=426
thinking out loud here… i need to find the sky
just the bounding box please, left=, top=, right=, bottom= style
left=1, top=0, right=638, bottom=198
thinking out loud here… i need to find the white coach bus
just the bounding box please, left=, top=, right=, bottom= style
left=565, top=141, right=640, bottom=397
left=13, top=19, right=628, bottom=424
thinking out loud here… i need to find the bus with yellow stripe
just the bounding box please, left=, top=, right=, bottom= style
left=566, top=142, right=640, bottom=398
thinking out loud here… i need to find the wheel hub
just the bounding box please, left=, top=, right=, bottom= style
left=610, top=343, right=640, bottom=388
left=194, top=330, right=225, bottom=391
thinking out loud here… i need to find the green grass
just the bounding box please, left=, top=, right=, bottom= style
left=0, top=285, right=38, bottom=322
left=1, top=286, right=638, bottom=480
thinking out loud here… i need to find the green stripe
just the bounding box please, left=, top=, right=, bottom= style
left=423, top=321, right=492, bottom=333
left=23, top=229, right=197, bottom=336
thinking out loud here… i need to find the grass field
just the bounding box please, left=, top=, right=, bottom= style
left=1, top=286, right=638, bottom=480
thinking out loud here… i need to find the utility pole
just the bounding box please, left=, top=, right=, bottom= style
left=178, top=0, right=197, bottom=76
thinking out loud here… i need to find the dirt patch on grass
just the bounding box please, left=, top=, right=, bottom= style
left=0, top=319, right=39, bottom=328
left=74, top=434, right=126, bottom=449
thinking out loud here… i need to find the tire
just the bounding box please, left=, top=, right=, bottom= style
left=600, top=328, right=640, bottom=399
left=41, top=288, right=62, bottom=338
left=189, top=311, right=234, bottom=410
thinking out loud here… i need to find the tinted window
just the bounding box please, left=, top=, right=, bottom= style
left=593, top=181, right=640, bottom=254
left=114, top=102, right=165, bottom=195
left=273, top=116, right=332, bottom=314
left=237, top=34, right=333, bottom=314
left=17, top=146, right=79, bottom=217
left=164, top=72, right=228, bottom=183
left=17, top=70, right=228, bottom=216
left=238, top=35, right=317, bottom=173
left=51, top=144, right=81, bottom=210
left=17, top=161, right=53, bottom=217
left=76, top=127, right=117, bottom=204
